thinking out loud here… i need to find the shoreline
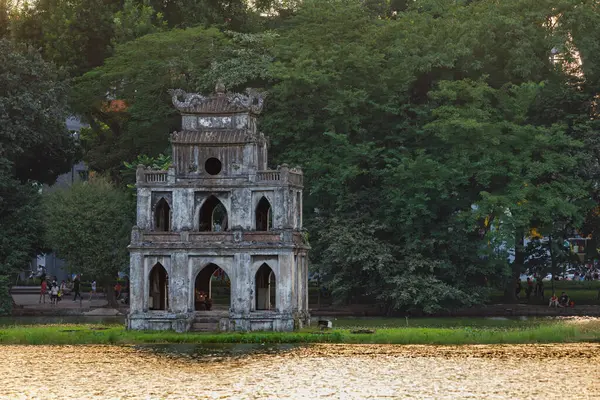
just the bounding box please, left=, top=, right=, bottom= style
left=10, top=301, right=600, bottom=318
left=1, top=319, right=599, bottom=346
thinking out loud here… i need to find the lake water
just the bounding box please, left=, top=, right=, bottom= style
left=1, top=343, right=599, bottom=399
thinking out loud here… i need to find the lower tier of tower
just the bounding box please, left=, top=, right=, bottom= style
left=127, top=248, right=310, bottom=332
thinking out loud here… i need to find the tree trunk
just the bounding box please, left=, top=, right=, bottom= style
left=504, top=229, right=525, bottom=303
left=104, top=283, right=119, bottom=308
left=549, top=235, right=556, bottom=295
left=316, top=274, right=321, bottom=309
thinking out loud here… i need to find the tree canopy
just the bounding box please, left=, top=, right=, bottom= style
left=2, top=0, right=600, bottom=313
left=0, top=39, right=76, bottom=184
left=43, top=176, right=134, bottom=305
left=0, top=39, right=75, bottom=313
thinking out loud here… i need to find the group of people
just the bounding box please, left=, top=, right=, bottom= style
left=39, top=275, right=84, bottom=304
left=39, top=276, right=130, bottom=306
left=549, top=292, right=575, bottom=308
left=39, top=277, right=70, bottom=305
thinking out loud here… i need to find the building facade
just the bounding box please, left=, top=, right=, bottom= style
left=127, top=84, right=310, bottom=332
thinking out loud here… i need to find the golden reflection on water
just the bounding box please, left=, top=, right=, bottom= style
left=1, top=343, right=600, bottom=399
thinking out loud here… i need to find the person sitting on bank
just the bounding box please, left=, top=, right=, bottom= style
left=549, top=293, right=559, bottom=308
left=559, top=292, right=570, bottom=307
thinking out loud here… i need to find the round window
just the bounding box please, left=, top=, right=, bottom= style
left=205, top=158, right=222, bottom=175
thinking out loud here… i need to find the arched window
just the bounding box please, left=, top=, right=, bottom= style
left=199, top=195, right=228, bottom=232
left=149, top=263, right=168, bottom=310
left=255, top=263, right=276, bottom=310
left=194, top=263, right=230, bottom=311
left=255, top=197, right=272, bottom=231
left=154, top=198, right=171, bottom=232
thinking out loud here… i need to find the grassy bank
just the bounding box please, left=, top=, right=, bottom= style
left=1, top=318, right=600, bottom=346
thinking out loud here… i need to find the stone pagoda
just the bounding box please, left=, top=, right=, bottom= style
left=127, top=83, right=310, bottom=332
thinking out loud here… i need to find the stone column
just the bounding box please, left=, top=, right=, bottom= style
left=230, top=188, right=252, bottom=230
left=243, top=143, right=257, bottom=175
left=277, top=252, right=294, bottom=312
left=172, top=188, right=194, bottom=231
left=129, top=252, right=144, bottom=314
left=303, top=254, right=310, bottom=312
left=167, top=165, right=175, bottom=183
left=137, top=188, right=152, bottom=230
left=169, top=252, right=189, bottom=313
left=231, top=252, right=252, bottom=315
left=299, top=190, right=303, bottom=229
left=136, top=164, right=145, bottom=184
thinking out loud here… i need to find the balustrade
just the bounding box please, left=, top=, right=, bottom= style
left=256, top=171, right=281, bottom=181
left=144, top=170, right=168, bottom=183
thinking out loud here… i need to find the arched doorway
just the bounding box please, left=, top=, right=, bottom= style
left=199, top=195, right=228, bottom=232
left=149, top=263, right=168, bottom=310
left=154, top=198, right=171, bottom=232
left=255, top=263, right=276, bottom=310
left=194, top=263, right=230, bottom=311
left=255, top=197, right=272, bottom=231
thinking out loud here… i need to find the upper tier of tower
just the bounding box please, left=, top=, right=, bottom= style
left=166, top=83, right=269, bottom=179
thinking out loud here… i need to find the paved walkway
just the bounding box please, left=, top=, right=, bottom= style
left=12, top=293, right=108, bottom=310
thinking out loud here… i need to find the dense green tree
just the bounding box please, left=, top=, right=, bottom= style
left=0, top=39, right=76, bottom=183
left=10, top=0, right=118, bottom=75
left=112, top=0, right=167, bottom=44
left=261, top=0, right=597, bottom=310
left=43, top=177, right=134, bottom=307
left=0, top=40, right=74, bottom=313
left=5, top=0, right=595, bottom=313
left=71, top=27, right=231, bottom=180
left=0, top=0, right=9, bottom=38
left=145, top=0, right=253, bottom=30
left=72, top=26, right=275, bottom=182
left=0, top=162, right=44, bottom=314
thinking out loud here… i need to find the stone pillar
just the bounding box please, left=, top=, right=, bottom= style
left=136, top=164, right=145, bottom=184
left=169, top=252, right=189, bottom=313
left=304, top=254, right=310, bottom=312
left=280, top=164, right=293, bottom=229
left=231, top=252, right=251, bottom=315
left=172, top=188, right=194, bottom=231
left=277, top=252, right=294, bottom=312
left=167, top=165, right=175, bottom=183
left=230, top=188, right=252, bottom=230
left=243, top=143, right=257, bottom=175
left=294, top=254, right=301, bottom=312
left=129, top=252, right=144, bottom=315
left=280, top=163, right=289, bottom=182
left=299, top=190, right=303, bottom=228
left=136, top=188, right=152, bottom=230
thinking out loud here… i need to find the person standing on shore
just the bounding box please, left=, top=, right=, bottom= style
left=50, top=279, right=59, bottom=305
left=73, top=275, right=82, bottom=301
left=89, top=280, right=96, bottom=302
left=39, top=278, right=47, bottom=304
